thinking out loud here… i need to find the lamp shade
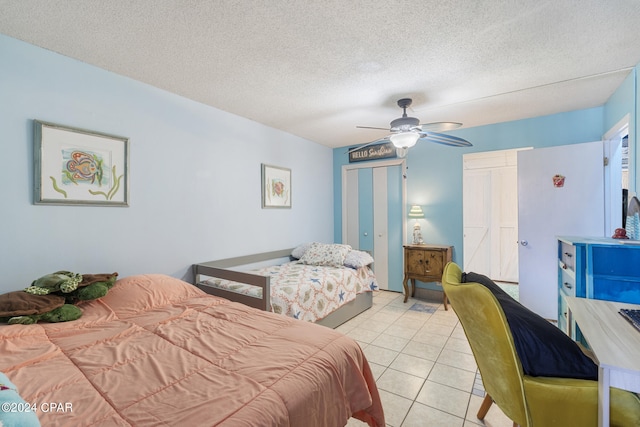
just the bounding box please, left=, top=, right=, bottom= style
left=390, top=131, right=419, bottom=148
left=408, top=205, right=424, bottom=218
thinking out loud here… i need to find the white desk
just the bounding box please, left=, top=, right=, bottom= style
left=565, top=297, right=640, bottom=427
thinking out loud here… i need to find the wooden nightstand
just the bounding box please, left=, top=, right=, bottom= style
left=403, top=244, right=453, bottom=309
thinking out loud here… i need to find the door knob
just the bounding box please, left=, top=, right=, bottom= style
left=363, top=232, right=368, bottom=236
left=519, top=240, right=528, bottom=246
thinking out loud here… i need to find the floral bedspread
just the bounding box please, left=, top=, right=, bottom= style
left=199, top=262, right=378, bottom=322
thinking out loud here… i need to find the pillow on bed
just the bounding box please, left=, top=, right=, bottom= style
left=344, top=250, right=374, bottom=269
left=291, top=242, right=314, bottom=259
left=298, top=243, right=352, bottom=267
left=99, top=274, right=206, bottom=316
left=462, top=272, right=597, bottom=380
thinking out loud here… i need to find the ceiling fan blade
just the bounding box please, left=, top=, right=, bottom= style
left=421, top=131, right=472, bottom=147
left=345, top=136, right=390, bottom=154
left=420, top=122, right=463, bottom=132
left=356, top=126, right=390, bottom=131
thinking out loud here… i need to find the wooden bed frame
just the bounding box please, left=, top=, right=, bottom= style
left=193, top=248, right=373, bottom=329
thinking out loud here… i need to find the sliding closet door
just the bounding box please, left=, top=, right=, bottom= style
left=372, top=167, right=390, bottom=288
left=388, top=166, right=403, bottom=290
left=345, top=168, right=362, bottom=250
left=343, top=161, right=404, bottom=292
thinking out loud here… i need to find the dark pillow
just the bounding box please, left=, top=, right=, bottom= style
left=462, top=272, right=597, bottom=380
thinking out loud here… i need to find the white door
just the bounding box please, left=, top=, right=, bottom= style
left=463, top=169, right=491, bottom=275
left=517, top=141, right=606, bottom=320
left=372, top=167, right=390, bottom=288
left=602, top=115, right=627, bottom=236
left=493, top=166, right=519, bottom=282
left=463, top=149, right=525, bottom=281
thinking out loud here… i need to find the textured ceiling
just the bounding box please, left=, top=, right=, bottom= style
left=1, top=0, right=639, bottom=148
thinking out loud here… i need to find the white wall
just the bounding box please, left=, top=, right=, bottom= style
left=0, top=35, right=334, bottom=292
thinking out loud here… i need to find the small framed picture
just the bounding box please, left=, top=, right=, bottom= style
left=261, top=164, right=291, bottom=208
left=34, top=120, right=129, bottom=206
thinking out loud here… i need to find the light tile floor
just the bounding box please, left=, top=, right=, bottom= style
left=340, top=290, right=514, bottom=427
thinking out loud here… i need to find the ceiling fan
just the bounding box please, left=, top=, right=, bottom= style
left=348, top=98, right=472, bottom=154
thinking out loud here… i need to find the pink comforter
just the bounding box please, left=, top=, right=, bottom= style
left=0, top=274, right=384, bottom=426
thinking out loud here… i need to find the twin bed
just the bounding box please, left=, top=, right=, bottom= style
left=1, top=244, right=384, bottom=426
left=194, top=244, right=378, bottom=328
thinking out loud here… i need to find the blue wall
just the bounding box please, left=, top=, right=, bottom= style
left=3, top=33, right=636, bottom=297
left=334, top=62, right=639, bottom=289
left=334, top=108, right=606, bottom=267
left=0, top=35, right=335, bottom=292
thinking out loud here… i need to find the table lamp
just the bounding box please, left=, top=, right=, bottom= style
left=409, top=205, right=425, bottom=244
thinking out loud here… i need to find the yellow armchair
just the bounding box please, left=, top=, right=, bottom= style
left=441, top=262, right=640, bottom=427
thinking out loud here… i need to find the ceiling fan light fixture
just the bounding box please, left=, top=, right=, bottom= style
left=390, top=131, right=419, bottom=148
left=351, top=98, right=471, bottom=154
left=396, top=147, right=408, bottom=158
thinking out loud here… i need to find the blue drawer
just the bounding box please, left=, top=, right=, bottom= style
left=591, top=246, right=640, bottom=276
left=593, top=278, right=640, bottom=304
